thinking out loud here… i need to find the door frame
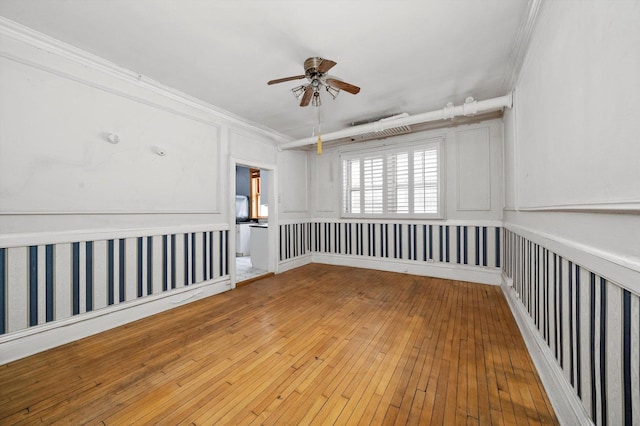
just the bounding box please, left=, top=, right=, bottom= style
left=229, top=156, right=278, bottom=288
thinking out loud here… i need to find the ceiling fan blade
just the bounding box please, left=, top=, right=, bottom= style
left=267, top=75, right=306, bottom=85
left=300, top=85, right=314, bottom=107
left=317, top=59, right=337, bottom=73
left=326, top=78, right=361, bottom=94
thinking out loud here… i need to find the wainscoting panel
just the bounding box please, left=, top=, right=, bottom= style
left=0, top=228, right=230, bottom=337
left=502, top=228, right=639, bottom=426
left=279, top=222, right=311, bottom=262
left=279, top=220, right=502, bottom=279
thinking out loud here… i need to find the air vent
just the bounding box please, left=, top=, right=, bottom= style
left=351, top=112, right=406, bottom=127
left=355, top=125, right=412, bottom=141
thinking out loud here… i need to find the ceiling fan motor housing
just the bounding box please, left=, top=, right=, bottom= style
left=304, top=57, right=325, bottom=78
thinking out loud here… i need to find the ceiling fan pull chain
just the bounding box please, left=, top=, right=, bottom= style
left=317, top=103, right=322, bottom=155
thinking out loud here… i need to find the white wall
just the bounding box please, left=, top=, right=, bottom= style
left=274, top=119, right=506, bottom=283
left=0, top=34, right=211, bottom=235
left=510, top=1, right=640, bottom=212
left=504, top=0, right=640, bottom=269
left=230, top=128, right=278, bottom=166
left=0, top=19, right=282, bottom=362
left=0, top=20, right=282, bottom=238
left=278, top=149, right=309, bottom=221
left=0, top=54, right=220, bottom=215
left=309, top=119, right=504, bottom=222
left=502, top=2, right=640, bottom=425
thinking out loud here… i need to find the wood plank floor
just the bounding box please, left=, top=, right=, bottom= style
left=0, top=264, right=558, bottom=425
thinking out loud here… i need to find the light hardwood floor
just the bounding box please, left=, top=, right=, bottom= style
left=0, top=264, right=557, bottom=425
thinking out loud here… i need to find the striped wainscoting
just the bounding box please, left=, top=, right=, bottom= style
left=0, top=228, right=230, bottom=336
left=279, top=222, right=312, bottom=262
left=502, top=228, right=640, bottom=426
left=279, top=220, right=502, bottom=270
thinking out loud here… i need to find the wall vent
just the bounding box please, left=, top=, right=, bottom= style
left=321, top=124, right=412, bottom=148
left=355, top=124, right=412, bottom=141
left=351, top=112, right=406, bottom=127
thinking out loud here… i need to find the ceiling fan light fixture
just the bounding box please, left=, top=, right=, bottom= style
left=312, top=91, right=321, bottom=107
left=325, top=85, right=340, bottom=99
left=292, top=85, right=306, bottom=99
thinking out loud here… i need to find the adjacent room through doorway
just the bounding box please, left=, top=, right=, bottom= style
left=235, top=164, right=271, bottom=284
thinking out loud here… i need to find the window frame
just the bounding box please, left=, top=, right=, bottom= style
left=340, top=137, right=444, bottom=219
left=249, top=168, right=267, bottom=219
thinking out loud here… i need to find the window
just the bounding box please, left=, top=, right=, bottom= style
left=341, top=139, right=442, bottom=218
left=250, top=168, right=266, bottom=219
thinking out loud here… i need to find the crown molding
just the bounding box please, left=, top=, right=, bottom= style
left=0, top=16, right=292, bottom=144
left=502, top=0, right=543, bottom=92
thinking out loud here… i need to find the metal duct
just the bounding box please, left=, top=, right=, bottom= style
left=279, top=93, right=513, bottom=150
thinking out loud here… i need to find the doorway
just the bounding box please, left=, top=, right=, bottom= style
left=234, top=163, right=273, bottom=285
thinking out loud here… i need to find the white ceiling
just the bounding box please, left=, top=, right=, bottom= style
left=0, top=0, right=530, bottom=141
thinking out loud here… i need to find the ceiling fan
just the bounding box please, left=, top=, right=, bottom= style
left=267, top=57, right=360, bottom=107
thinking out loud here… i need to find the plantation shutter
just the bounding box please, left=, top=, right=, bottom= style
left=387, top=152, right=409, bottom=213
left=341, top=138, right=441, bottom=218
left=362, top=156, right=383, bottom=213
left=413, top=147, right=438, bottom=214
left=343, top=158, right=361, bottom=214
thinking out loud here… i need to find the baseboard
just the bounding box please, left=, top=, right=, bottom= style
left=500, top=282, right=593, bottom=426
left=236, top=272, right=274, bottom=287
left=0, top=278, right=232, bottom=365
left=311, top=253, right=502, bottom=285
left=277, top=254, right=312, bottom=274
